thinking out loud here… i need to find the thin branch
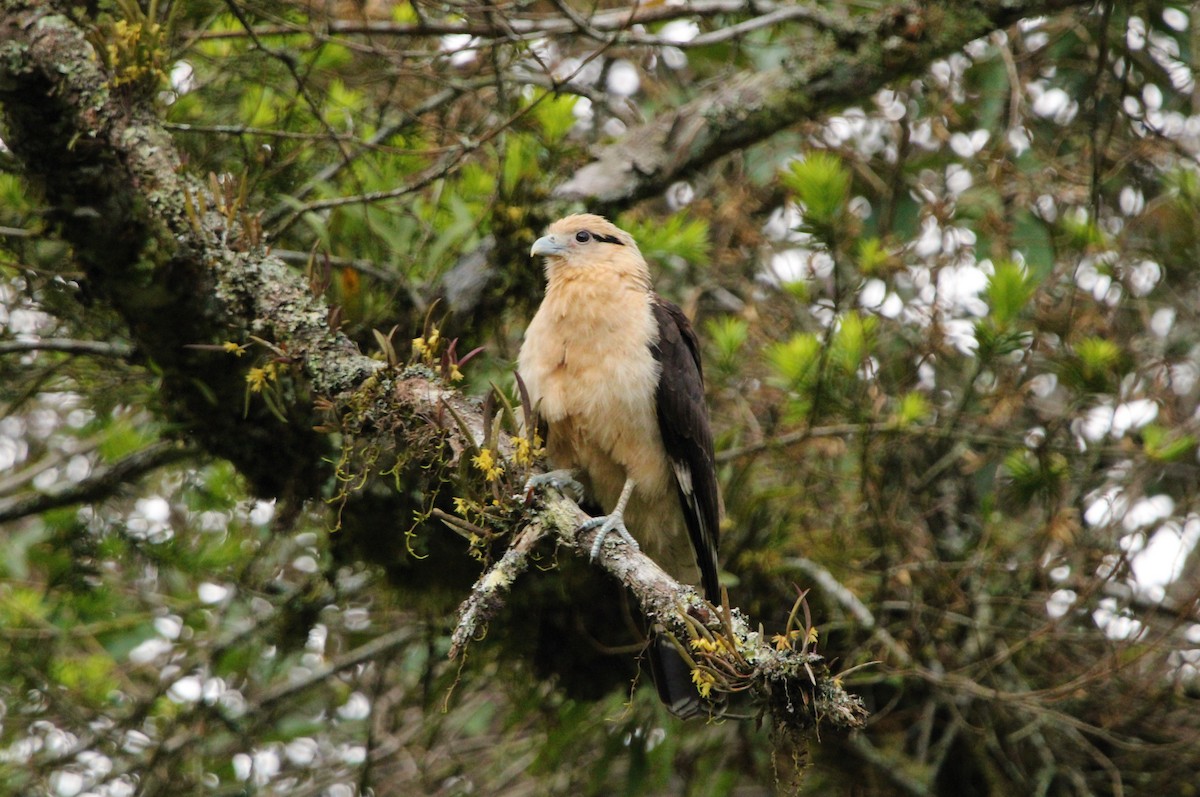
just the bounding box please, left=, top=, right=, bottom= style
left=262, top=83, right=483, bottom=229
left=195, top=1, right=807, bottom=42
left=786, top=556, right=911, bottom=668
left=254, top=627, right=417, bottom=710
left=0, top=338, right=134, bottom=358
left=0, top=441, right=197, bottom=524
left=271, top=248, right=405, bottom=286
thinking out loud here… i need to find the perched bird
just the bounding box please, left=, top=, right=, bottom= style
left=518, top=213, right=721, bottom=717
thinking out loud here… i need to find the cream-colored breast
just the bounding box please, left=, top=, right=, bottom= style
left=517, top=269, right=673, bottom=507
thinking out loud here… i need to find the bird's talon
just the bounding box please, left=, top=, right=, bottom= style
left=523, top=470, right=585, bottom=501
left=580, top=513, right=640, bottom=561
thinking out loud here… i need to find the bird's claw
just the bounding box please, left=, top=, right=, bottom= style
left=521, top=469, right=585, bottom=502
left=580, top=513, right=640, bottom=561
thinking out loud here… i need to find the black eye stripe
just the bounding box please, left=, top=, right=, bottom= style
left=576, top=230, right=624, bottom=246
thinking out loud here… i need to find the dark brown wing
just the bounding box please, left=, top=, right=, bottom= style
left=650, top=296, right=721, bottom=603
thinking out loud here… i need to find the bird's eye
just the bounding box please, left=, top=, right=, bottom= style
left=575, top=230, right=591, bottom=243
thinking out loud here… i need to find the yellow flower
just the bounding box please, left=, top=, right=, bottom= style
left=692, top=636, right=732, bottom=656
left=472, top=448, right=504, bottom=482
left=246, top=367, right=267, bottom=393
left=245, top=363, right=278, bottom=393
left=510, top=433, right=544, bottom=467
left=223, top=341, right=248, bottom=357
left=691, top=668, right=716, bottom=699
left=452, top=496, right=470, bottom=516
left=449, top=363, right=464, bottom=382
left=412, top=337, right=428, bottom=358
left=807, top=626, right=819, bottom=645
left=511, top=436, right=531, bottom=467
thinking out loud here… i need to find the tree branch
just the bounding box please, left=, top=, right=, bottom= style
left=0, top=338, right=134, bottom=358
left=555, top=0, right=1096, bottom=208
left=0, top=441, right=197, bottom=524
left=0, top=1, right=376, bottom=496
left=452, top=488, right=869, bottom=732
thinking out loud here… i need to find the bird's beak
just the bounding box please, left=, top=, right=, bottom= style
left=530, top=234, right=567, bottom=258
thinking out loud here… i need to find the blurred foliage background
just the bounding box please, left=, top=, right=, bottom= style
left=4, top=0, right=1200, bottom=795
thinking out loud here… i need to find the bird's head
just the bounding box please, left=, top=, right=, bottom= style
left=530, top=214, right=645, bottom=281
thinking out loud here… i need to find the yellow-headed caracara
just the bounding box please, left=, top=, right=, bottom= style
left=518, top=213, right=721, bottom=717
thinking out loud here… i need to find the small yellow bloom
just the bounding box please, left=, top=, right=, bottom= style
left=691, top=668, right=716, bottom=699
left=773, top=630, right=803, bottom=651
left=449, top=363, right=464, bottom=382
left=512, top=436, right=532, bottom=467
left=412, top=337, right=428, bottom=358
left=452, top=496, right=470, bottom=516
left=692, top=636, right=732, bottom=656
left=223, top=341, right=248, bottom=357
left=245, top=363, right=279, bottom=393
left=807, top=626, right=819, bottom=645
left=472, top=448, right=504, bottom=482
left=510, top=433, right=544, bottom=467
left=246, top=367, right=267, bottom=393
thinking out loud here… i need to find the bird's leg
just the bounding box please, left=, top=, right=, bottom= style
left=522, top=469, right=585, bottom=502
left=580, top=477, right=641, bottom=560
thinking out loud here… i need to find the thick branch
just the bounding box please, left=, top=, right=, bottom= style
left=0, top=1, right=378, bottom=496
left=555, top=0, right=1095, bottom=207
left=452, top=488, right=868, bottom=732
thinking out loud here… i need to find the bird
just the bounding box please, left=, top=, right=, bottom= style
left=518, top=213, right=721, bottom=717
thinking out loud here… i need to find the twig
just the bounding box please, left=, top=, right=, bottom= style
left=0, top=441, right=196, bottom=523
left=0, top=338, right=134, bottom=358
left=255, top=627, right=417, bottom=710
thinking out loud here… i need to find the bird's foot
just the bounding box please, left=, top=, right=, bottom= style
left=521, top=469, right=585, bottom=502
left=579, top=512, right=641, bottom=561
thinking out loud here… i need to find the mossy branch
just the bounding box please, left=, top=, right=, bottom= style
left=451, top=486, right=868, bottom=734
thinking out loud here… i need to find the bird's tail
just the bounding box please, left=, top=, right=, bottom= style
left=648, top=634, right=711, bottom=719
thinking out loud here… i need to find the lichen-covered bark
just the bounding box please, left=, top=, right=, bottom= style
left=0, top=0, right=374, bottom=497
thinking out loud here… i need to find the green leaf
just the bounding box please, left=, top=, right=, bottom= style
left=1059, top=209, right=1108, bottom=251
left=780, top=151, right=850, bottom=230
left=830, top=312, right=875, bottom=374
left=621, top=214, right=710, bottom=267
left=98, top=416, right=153, bottom=461
left=501, top=134, right=533, bottom=196
left=706, top=316, right=748, bottom=373
left=985, top=260, right=1037, bottom=329
left=1002, top=449, right=1067, bottom=507
left=857, top=237, right=892, bottom=275
left=533, top=92, right=578, bottom=144
left=1075, top=337, right=1124, bottom=389
left=1142, top=424, right=1196, bottom=462
left=51, top=653, right=118, bottom=704
left=895, top=391, right=930, bottom=426
left=974, top=321, right=1031, bottom=361
left=766, top=333, right=821, bottom=393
